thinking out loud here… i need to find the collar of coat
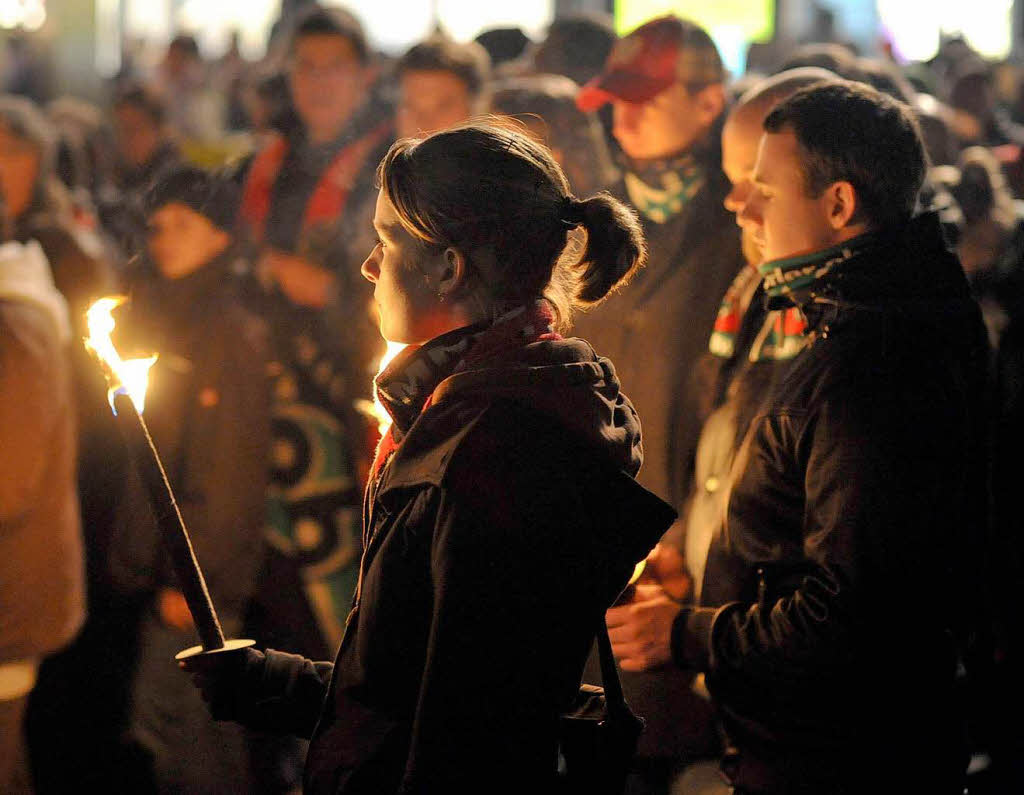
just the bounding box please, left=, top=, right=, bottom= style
left=757, top=212, right=977, bottom=338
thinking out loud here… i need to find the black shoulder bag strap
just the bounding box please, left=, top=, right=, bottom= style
left=595, top=620, right=644, bottom=734
left=595, top=623, right=627, bottom=718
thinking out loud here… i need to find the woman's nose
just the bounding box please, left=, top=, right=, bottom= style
left=361, top=248, right=380, bottom=283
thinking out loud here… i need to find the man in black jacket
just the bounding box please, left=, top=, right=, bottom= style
left=607, top=81, right=990, bottom=793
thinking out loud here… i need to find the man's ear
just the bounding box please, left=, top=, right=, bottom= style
left=825, top=181, right=858, bottom=230
left=437, top=246, right=470, bottom=299
left=694, top=83, right=726, bottom=128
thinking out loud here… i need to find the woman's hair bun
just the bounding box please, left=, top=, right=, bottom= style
left=569, top=192, right=647, bottom=304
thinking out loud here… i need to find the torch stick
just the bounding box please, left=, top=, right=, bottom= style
left=111, top=390, right=255, bottom=662
left=86, top=297, right=254, bottom=663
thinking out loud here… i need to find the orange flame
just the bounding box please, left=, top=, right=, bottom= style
left=370, top=341, right=405, bottom=436
left=84, top=297, right=158, bottom=414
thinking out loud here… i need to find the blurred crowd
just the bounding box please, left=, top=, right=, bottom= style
left=2, top=3, right=1024, bottom=794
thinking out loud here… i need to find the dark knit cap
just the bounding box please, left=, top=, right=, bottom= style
left=143, top=165, right=239, bottom=232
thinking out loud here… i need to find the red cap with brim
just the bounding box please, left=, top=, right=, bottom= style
left=577, top=70, right=671, bottom=112
left=575, top=15, right=724, bottom=113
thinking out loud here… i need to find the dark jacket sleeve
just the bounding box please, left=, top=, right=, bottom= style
left=672, top=382, right=972, bottom=694
left=227, top=648, right=334, bottom=739
left=399, top=459, right=604, bottom=793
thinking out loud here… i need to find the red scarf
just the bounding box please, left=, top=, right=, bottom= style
left=370, top=302, right=561, bottom=480
left=239, top=122, right=391, bottom=244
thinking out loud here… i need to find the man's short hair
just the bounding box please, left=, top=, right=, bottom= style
left=289, top=6, right=368, bottom=64
left=396, top=35, right=491, bottom=99
left=764, top=80, right=927, bottom=230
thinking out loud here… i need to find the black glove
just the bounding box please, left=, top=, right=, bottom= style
left=180, top=647, right=332, bottom=737
left=179, top=646, right=268, bottom=723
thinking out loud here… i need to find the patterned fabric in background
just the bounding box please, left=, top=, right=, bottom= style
left=265, top=328, right=364, bottom=650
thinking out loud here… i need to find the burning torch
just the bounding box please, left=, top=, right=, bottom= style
left=85, top=297, right=254, bottom=663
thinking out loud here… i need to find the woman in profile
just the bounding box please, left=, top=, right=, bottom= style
left=187, top=121, right=674, bottom=794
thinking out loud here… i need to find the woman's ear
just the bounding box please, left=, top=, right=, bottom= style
left=437, top=246, right=470, bottom=300
left=826, top=181, right=858, bottom=230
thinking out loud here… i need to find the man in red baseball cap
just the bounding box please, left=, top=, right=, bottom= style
left=579, top=15, right=727, bottom=169
left=571, top=14, right=745, bottom=795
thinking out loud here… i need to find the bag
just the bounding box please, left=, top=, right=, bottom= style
left=556, top=621, right=645, bottom=794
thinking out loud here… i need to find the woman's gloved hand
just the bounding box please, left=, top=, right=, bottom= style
left=178, top=646, right=268, bottom=723
left=179, top=647, right=333, bottom=737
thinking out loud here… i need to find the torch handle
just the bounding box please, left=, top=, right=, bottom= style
left=113, top=392, right=226, bottom=651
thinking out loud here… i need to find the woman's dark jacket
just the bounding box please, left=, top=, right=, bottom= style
left=233, top=332, right=674, bottom=794
left=673, top=213, right=991, bottom=793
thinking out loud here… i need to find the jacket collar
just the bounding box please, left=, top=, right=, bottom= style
left=374, top=323, right=487, bottom=440
left=759, top=213, right=974, bottom=336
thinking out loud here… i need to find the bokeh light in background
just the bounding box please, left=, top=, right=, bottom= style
left=615, top=0, right=775, bottom=75
left=877, top=0, right=1014, bottom=61
left=435, top=0, right=554, bottom=44
left=87, top=0, right=1023, bottom=83
left=94, top=0, right=556, bottom=76
left=0, top=0, right=46, bottom=31
left=177, top=0, right=280, bottom=60
left=328, top=0, right=554, bottom=53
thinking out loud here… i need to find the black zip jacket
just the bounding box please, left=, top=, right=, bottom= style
left=672, top=213, right=990, bottom=794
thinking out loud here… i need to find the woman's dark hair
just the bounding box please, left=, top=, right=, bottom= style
left=377, top=120, right=645, bottom=330
left=764, top=80, right=927, bottom=230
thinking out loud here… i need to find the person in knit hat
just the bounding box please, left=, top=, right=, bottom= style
left=107, top=164, right=271, bottom=793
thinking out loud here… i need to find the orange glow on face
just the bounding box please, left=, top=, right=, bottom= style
left=84, top=297, right=157, bottom=413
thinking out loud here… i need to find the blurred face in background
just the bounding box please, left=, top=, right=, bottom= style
left=396, top=70, right=475, bottom=139
left=0, top=122, right=39, bottom=220
left=721, top=106, right=768, bottom=264
left=289, top=34, right=368, bottom=143
left=147, top=203, right=230, bottom=280
left=114, top=104, right=162, bottom=168
left=613, top=81, right=724, bottom=161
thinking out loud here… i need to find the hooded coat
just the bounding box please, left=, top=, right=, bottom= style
left=672, top=214, right=991, bottom=794
left=213, top=325, right=675, bottom=794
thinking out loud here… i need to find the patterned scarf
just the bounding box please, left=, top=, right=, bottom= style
left=713, top=232, right=879, bottom=361
left=758, top=234, right=875, bottom=307
left=709, top=263, right=808, bottom=363
left=622, top=151, right=706, bottom=224
left=709, top=264, right=761, bottom=358
left=372, top=301, right=561, bottom=478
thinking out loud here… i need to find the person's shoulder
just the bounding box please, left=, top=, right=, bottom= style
left=0, top=299, right=64, bottom=379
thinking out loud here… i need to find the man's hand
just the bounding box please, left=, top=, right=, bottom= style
left=158, top=588, right=194, bottom=631
left=261, top=250, right=336, bottom=309
left=643, top=542, right=693, bottom=602
left=606, top=583, right=680, bottom=672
